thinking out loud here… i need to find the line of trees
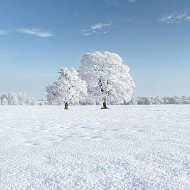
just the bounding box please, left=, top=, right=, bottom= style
left=46, top=51, right=135, bottom=109
left=126, top=96, right=190, bottom=105
left=0, top=92, right=37, bottom=105
left=1, top=93, right=189, bottom=106
left=79, top=96, right=190, bottom=105
left=45, top=51, right=190, bottom=108
left=1, top=51, right=189, bottom=106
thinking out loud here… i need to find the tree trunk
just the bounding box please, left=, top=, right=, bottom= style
left=102, top=100, right=108, bottom=109
left=65, top=102, right=69, bottom=109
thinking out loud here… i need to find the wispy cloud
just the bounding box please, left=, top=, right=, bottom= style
left=159, top=12, right=190, bottom=24
left=81, top=21, right=112, bottom=36
left=104, top=0, right=136, bottom=6
left=0, top=30, right=8, bottom=36
left=128, top=0, right=136, bottom=3
left=19, top=28, right=55, bottom=37
left=90, top=22, right=112, bottom=30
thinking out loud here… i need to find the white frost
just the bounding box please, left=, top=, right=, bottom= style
left=79, top=51, right=135, bottom=105
left=0, top=105, right=190, bottom=189
left=46, top=68, right=87, bottom=105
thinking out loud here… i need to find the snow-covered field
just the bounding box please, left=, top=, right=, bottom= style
left=0, top=105, right=190, bottom=190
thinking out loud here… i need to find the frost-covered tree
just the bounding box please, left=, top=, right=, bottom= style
left=46, top=67, right=87, bottom=109
left=125, top=96, right=137, bottom=105
left=181, top=96, right=190, bottom=104
left=7, top=92, right=19, bottom=105
left=0, top=94, right=7, bottom=104
left=152, top=96, right=164, bottom=105
left=1, top=97, right=8, bottom=105
left=0, top=92, right=37, bottom=105
left=79, top=51, right=135, bottom=108
left=137, top=97, right=153, bottom=105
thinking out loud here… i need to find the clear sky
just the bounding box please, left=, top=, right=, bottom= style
left=0, top=0, right=190, bottom=99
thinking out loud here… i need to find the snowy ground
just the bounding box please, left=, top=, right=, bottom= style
left=0, top=105, right=190, bottom=190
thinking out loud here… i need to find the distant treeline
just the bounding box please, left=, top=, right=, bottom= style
left=125, top=96, right=190, bottom=105
left=0, top=92, right=37, bottom=105
left=0, top=92, right=190, bottom=105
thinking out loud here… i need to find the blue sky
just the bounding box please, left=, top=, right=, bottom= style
left=0, top=0, right=190, bottom=99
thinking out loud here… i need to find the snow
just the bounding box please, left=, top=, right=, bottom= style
left=0, top=105, right=190, bottom=190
